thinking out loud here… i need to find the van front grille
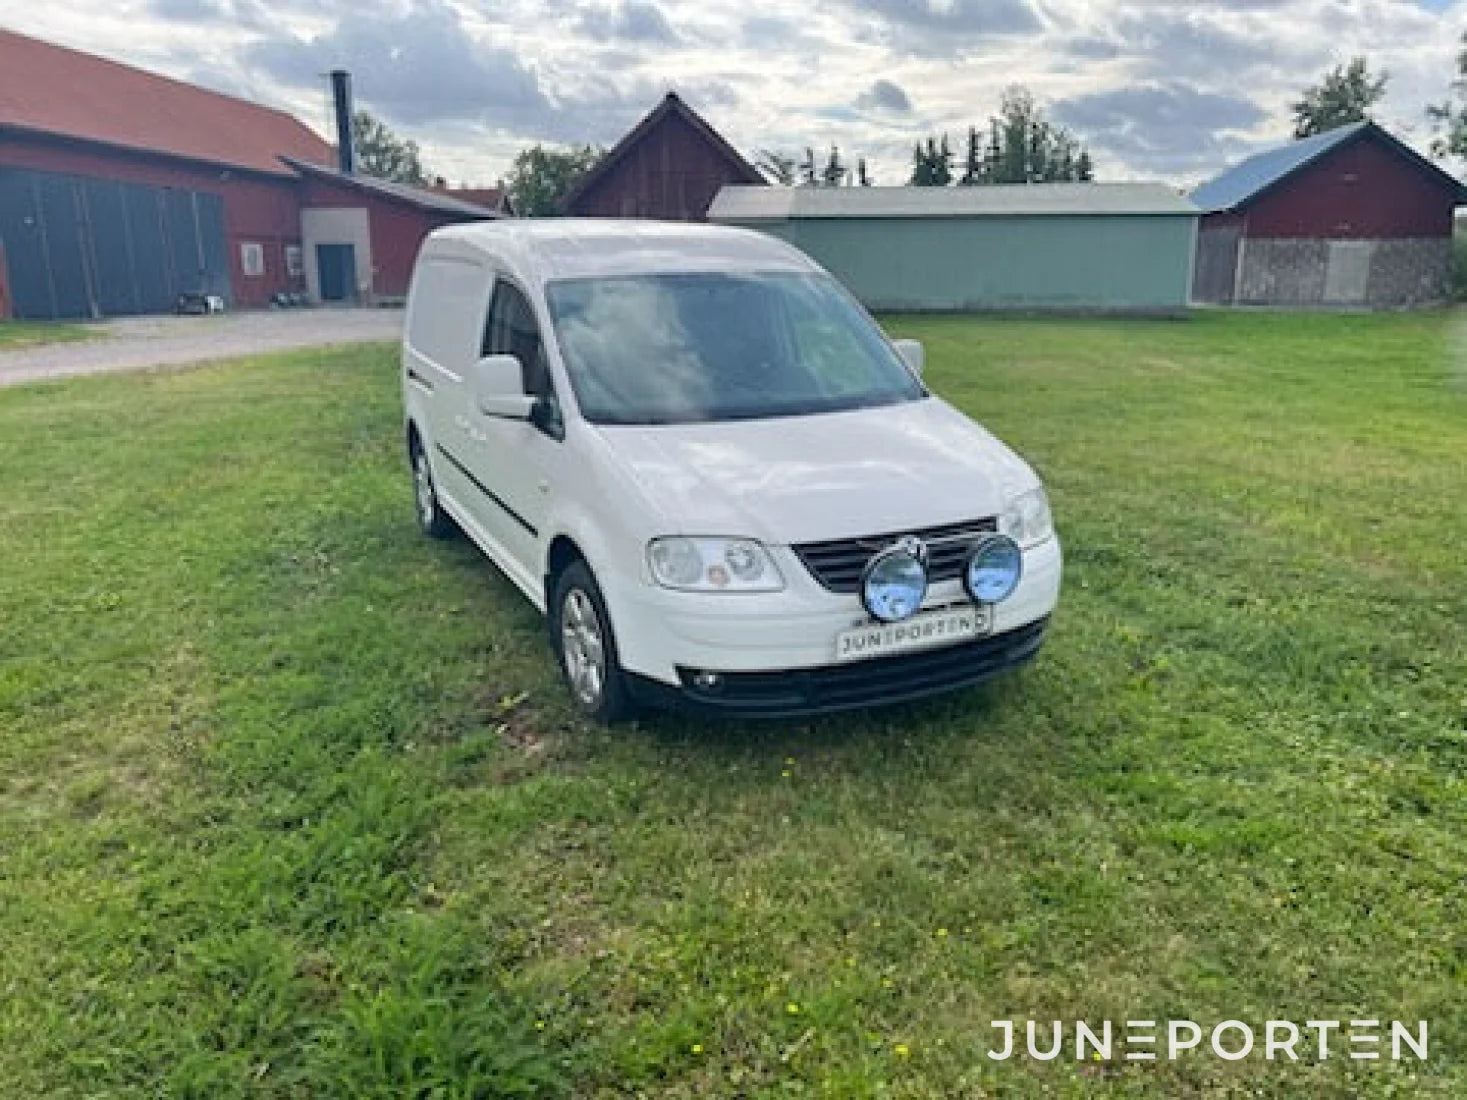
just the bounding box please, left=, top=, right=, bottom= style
left=792, top=517, right=999, bottom=594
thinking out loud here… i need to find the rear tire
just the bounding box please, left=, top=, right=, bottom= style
left=550, top=560, right=633, bottom=724
left=410, top=437, right=457, bottom=540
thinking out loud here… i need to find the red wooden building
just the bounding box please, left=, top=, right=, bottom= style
left=0, top=28, right=498, bottom=319
left=1191, top=121, right=1465, bottom=308
left=563, top=92, right=765, bottom=221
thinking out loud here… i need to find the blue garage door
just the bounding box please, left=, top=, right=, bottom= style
left=0, top=170, right=53, bottom=319
left=36, top=174, right=92, bottom=318
left=82, top=179, right=139, bottom=316
left=0, top=167, right=232, bottom=320
left=195, top=193, right=230, bottom=300
left=123, top=182, right=176, bottom=314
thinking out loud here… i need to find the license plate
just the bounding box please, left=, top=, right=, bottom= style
left=833, top=604, right=992, bottom=664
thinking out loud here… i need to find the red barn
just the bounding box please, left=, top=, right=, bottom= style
left=0, top=28, right=499, bottom=320
left=1191, top=121, right=1465, bottom=308
left=428, top=185, right=514, bottom=216
left=562, top=91, right=765, bottom=221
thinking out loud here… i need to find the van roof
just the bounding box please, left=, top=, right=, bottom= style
left=425, top=218, right=818, bottom=284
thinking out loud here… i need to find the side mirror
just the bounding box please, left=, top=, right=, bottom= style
left=893, top=338, right=924, bottom=377
left=473, top=354, right=535, bottom=420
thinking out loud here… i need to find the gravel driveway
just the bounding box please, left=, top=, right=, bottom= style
left=0, top=308, right=402, bottom=387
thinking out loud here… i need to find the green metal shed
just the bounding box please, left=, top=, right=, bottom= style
left=707, top=183, right=1199, bottom=313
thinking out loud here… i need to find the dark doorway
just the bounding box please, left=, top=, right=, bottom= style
left=1192, top=222, right=1242, bottom=305
left=316, top=243, right=356, bottom=302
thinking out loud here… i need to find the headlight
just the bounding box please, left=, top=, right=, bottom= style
left=999, top=486, right=1053, bottom=549
left=647, top=537, right=784, bottom=592
left=964, top=534, right=1023, bottom=603
left=861, top=539, right=929, bottom=623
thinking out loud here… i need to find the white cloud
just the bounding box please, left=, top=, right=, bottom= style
left=858, top=79, right=915, bottom=115
left=1, top=0, right=1463, bottom=187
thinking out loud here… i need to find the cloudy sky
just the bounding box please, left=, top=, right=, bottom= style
left=3, top=0, right=1465, bottom=188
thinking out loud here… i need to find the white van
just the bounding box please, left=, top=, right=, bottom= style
left=401, top=220, right=1060, bottom=721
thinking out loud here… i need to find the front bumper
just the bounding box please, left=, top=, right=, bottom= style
left=628, top=616, right=1049, bottom=718
left=604, top=534, right=1061, bottom=682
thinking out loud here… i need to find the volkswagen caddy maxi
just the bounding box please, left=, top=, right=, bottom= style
left=401, top=220, right=1060, bottom=721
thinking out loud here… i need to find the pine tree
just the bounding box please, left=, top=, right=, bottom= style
left=822, top=145, right=848, bottom=187
left=931, top=135, right=953, bottom=186
left=1027, top=120, right=1049, bottom=182
left=910, top=142, right=933, bottom=186
left=760, top=146, right=871, bottom=186
left=984, top=121, right=1002, bottom=184
left=755, top=149, right=798, bottom=185
left=799, top=147, right=819, bottom=187
left=965, top=86, right=1097, bottom=185
left=1055, top=142, right=1074, bottom=183
left=908, top=87, right=1094, bottom=188
left=960, top=126, right=982, bottom=185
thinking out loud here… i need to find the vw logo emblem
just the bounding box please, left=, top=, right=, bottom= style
left=894, top=535, right=928, bottom=563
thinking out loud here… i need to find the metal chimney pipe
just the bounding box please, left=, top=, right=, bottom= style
left=330, top=69, right=354, bottom=174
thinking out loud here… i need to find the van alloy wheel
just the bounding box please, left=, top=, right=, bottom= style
left=550, top=560, right=631, bottom=723
left=560, top=588, right=606, bottom=707
left=413, top=449, right=435, bottom=526
left=410, top=441, right=457, bottom=539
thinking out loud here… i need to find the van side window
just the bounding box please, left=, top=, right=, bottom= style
left=483, top=280, right=551, bottom=400
left=405, top=257, right=487, bottom=372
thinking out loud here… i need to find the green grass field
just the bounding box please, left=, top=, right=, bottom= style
left=0, top=319, right=92, bottom=348
left=1, top=312, right=1463, bottom=1097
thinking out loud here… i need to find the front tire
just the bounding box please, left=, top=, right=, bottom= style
left=411, top=438, right=457, bottom=540
left=550, top=561, right=632, bottom=724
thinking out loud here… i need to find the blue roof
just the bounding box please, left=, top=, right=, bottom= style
left=1190, top=122, right=1371, bottom=213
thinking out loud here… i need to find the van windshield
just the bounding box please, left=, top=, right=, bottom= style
left=544, top=272, right=926, bottom=425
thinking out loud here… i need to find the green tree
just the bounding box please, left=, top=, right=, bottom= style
left=756, top=149, right=799, bottom=185
left=1429, top=33, right=1467, bottom=164
left=917, top=88, right=1093, bottom=187
left=998, top=88, right=1037, bottom=182
left=800, top=147, right=820, bottom=186
left=822, top=145, right=848, bottom=187
left=984, top=87, right=1092, bottom=184
left=910, top=141, right=934, bottom=186
left=758, top=146, right=866, bottom=186
left=1292, top=57, right=1388, bottom=139
left=909, top=135, right=953, bottom=186
left=984, top=121, right=1002, bottom=183
left=351, top=110, right=430, bottom=185
left=960, top=126, right=982, bottom=185
left=910, top=137, right=951, bottom=185
left=504, top=144, right=603, bottom=217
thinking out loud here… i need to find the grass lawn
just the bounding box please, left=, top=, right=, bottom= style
left=1, top=311, right=1464, bottom=1097
left=0, top=319, right=92, bottom=348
